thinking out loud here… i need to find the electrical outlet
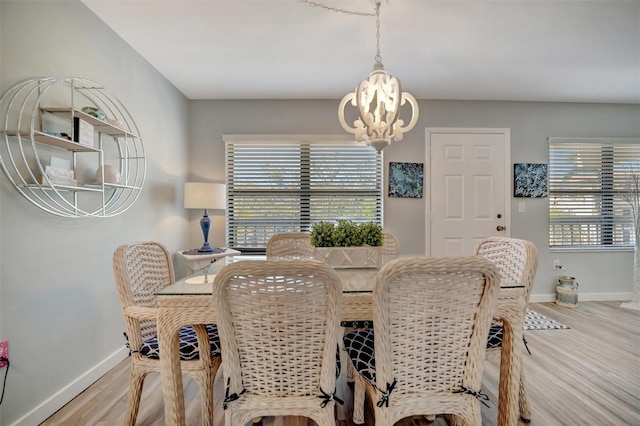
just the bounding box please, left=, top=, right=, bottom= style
left=553, top=259, right=561, bottom=269
left=0, top=340, right=7, bottom=368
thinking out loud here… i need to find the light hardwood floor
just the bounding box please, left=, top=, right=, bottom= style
left=40, top=301, right=640, bottom=425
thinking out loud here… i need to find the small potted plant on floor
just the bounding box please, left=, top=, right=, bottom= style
left=310, top=220, right=383, bottom=268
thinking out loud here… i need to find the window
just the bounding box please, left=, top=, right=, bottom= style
left=548, top=137, right=640, bottom=249
left=224, top=135, right=383, bottom=253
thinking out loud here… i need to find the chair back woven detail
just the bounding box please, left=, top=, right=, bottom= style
left=474, top=236, right=538, bottom=304
left=371, top=256, right=500, bottom=424
left=266, top=233, right=315, bottom=259
left=381, top=232, right=400, bottom=264
left=113, top=241, right=174, bottom=342
left=214, top=259, right=342, bottom=425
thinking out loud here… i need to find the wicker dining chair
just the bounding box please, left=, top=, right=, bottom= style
left=344, top=256, right=500, bottom=425
left=112, top=241, right=222, bottom=426
left=213, top=259, right=342, bottom=426
left=266, top=232, right=315, bottom=259
left=342, top=231, right=401, bottom=387
left=475, top=236, right=538, bottom=422
left=381, top=232, right=400, bottom=264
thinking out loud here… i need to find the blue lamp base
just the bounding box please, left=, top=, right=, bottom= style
left=198, top=209, right=214, bottom=253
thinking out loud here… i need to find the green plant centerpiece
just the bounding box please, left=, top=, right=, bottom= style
left=310, top=220, right=383, bottom=268
left=359, top=221, right=384, bottom=247
left=309, top=221, right=335, bottom=247
left=332, top=219, right=363, bottom=246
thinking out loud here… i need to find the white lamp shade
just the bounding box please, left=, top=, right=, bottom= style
left=184, top=182, right=226, bottom=209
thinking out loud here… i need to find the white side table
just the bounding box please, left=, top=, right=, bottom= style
left=177, top=248, right=241, bottom=275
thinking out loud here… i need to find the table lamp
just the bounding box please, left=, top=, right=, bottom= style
left=184, top=182, right=226, bottom=253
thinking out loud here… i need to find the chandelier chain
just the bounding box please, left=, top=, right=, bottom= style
left=297, top=0, right=375, bottom=17
left=375, top=1, right=382, bottom=64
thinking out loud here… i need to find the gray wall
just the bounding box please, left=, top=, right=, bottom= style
left=189, top=100, right=639, bottom=298
left=0, top=1, right=190, bottom=424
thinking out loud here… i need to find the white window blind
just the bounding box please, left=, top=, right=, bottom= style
left=224, top=135, right=383, bottom=252
left=548, top=137, right=640, bottom=249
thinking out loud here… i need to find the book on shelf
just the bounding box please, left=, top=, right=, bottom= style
left=73, top=117, right=94, bottom=147
left=37, top=165, right=78, bottom=186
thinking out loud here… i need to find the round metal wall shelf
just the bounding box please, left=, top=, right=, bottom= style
left=0, top=77, right=145, bottom=218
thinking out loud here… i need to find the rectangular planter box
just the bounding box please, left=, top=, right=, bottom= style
left=314, top=246, right=382, bottom=269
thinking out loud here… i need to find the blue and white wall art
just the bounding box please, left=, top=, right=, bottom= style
left=388, top=162, right=424, bottom=198
left=514, top=163, right=548, bottom=197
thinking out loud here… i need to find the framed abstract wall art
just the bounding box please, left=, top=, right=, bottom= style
left=388, top=162, right=424, bottom=198
left=514, top=163, right=548, bottom=197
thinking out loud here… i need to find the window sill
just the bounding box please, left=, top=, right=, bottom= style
left=549, top=246, right=635, bottom=253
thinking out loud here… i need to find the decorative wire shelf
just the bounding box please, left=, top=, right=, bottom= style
left=0, top=77, right=146, bottom=218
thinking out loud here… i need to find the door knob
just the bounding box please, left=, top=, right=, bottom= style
left=497, top=226, right=505, bottom=231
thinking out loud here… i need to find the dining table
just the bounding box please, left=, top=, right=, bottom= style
left=156, top=256, right=526, bottom=426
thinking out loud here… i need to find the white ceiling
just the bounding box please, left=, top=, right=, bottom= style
left=81, top=0, right=640, bottom=103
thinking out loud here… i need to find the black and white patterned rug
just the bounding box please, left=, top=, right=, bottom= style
left=525, top=309, right=569, bottom=330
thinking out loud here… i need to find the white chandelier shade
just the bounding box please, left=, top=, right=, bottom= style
left=338, top=63, right=419, bottom=152
left=337, top=1, right=419, bottom=153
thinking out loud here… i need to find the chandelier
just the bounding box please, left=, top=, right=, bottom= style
left=338, top=0, right=419, bottom=153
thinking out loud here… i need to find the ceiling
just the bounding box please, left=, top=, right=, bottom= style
left=81, top=0, right=640, bottom=104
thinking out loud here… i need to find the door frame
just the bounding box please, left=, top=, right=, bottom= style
left=425, top=127, right=511, bottom=255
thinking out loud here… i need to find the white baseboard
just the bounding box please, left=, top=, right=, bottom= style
left=530, top=292, right=633, bottom=303
left=10, top=346, right=129, bottom=426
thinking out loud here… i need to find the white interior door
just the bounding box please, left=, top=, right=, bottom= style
left=426, top=128, right=511, bottom=256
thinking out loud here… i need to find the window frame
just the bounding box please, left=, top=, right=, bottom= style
left=223, top=134, right=384, bottom=253
left=548, top=137, right=640, bottom=250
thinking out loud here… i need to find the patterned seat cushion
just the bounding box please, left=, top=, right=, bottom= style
left=487, top=323, right=503, bottom=349
left=345, top=324, right=523, bottom=386
left=343, top=328, right=376, bottom=383
left=486, top=323, right=531, bottom=355
left=139, top=324, right=221, bottom=360
left=340, top=320, right=373, bottom=329
left=345, top=322, right=506, bottom=349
